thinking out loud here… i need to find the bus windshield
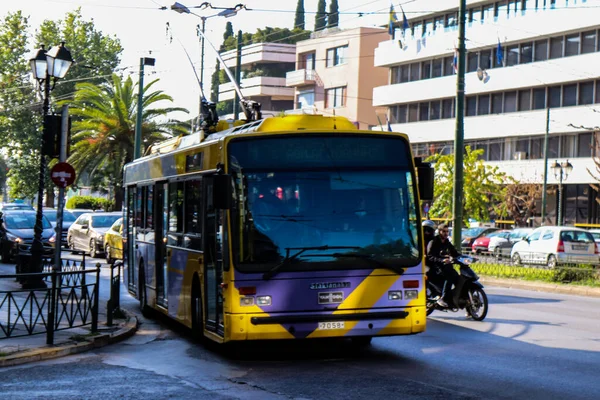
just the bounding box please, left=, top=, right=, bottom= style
left=228, top=135, right=421, bottom=273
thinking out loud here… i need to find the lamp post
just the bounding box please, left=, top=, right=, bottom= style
left=551, top=159, right=573, bottom=226
left=28, top=43, right=73, bottom=286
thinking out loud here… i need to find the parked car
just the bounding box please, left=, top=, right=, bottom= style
left=68, top=208, right=95, bottom=218
left=460, top=227, right=500, bottom=252
left=490, top=227, right=534, bottom=259
left=43, top=208, right=77, bottom=247
left=103, top=217, right=123, bottom=264
left=67, top=212, right=121, bottom=258
left=0, top=210, right=54, bottom=263
left=471, top=230, right=511, bottom=254
left=511, top=226, right=600, bottom=268
left=0, top=202, right=34, bottom=212
left=588, top=229, right=600, bottom=244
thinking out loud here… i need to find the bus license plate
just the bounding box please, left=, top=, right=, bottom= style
left=318, top=322, right=345, bottom=330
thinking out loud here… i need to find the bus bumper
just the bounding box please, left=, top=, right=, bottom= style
left=225, top=306, right=426, bottom=341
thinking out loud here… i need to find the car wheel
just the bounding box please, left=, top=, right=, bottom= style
left=494, top=247, right=501, bottom=260
left=89, top=238, right=97, bottom=258
left=105, top=245, right=113, bottom=264
left=547, top=255, right=557, bottom=269
left=68, top=236, right=75, bottom=250
left=512, top=253, right=522, bottom=266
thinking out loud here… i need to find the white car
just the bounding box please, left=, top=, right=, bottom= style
left=588, top=229, right=600, bottom=244
left=489, top=228, right=534, bottom=258
left=511, top=226, right=600, bottom=268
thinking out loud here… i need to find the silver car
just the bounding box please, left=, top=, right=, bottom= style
left=67, top=212, right=121, bottom=258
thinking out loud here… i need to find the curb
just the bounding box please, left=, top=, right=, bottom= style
left=480, top=276, right=600, bottom=298
left=0, top=309, right=138, bottom=368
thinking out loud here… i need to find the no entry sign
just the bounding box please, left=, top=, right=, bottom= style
left=50, top=162, right=76, bottom=188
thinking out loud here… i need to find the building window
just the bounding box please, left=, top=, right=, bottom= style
left=561, top=135, right=576, bottom=157
left=504, top=91, right=517, bottom=112
left=467, top=51, right=478, bottom=72
left=430, top=101, right=441, bottom=120
left=409, top=62, right=420, bottom=81
left=565, top=33, right=580, bottom=56
left=408, top=104, right=419, bottom=122
left=578, top=132, right=593, bottom=157
left=530, top=138, right=544, bottom=159
left=443, top=56, right=454, bottom=75
left=325, top=86, right=346, bottom=108
left=579, top=81, right=594, bottom=105
left=548, top=136, right=559, bottom=159
left=520, top=42, right=533, bottom=63
left=480, top=49, right=492, bottom=69
left=391, top=105, right=407, bottom=123
left=548, top=85, right=561, bottom=108
left=532, top=88, right=546, bottom=109
left=445, top=12, right=458, bottom=29
left=432, top=59, right=443, bottom=77
left=506, top=45, right=519, bottom=66
left=562, top=84, right=577, bottom=106
left=518, top=89, right=531, bottom=111
left=326, top=45, right=347, bottom=67
left=534, top=39, right=548, bottom=61
left=421, top=60, right=432, bottom=79
left=489, top=140, right=503, bottom=161
left=296, top=89, right=315, bottom=109
left=596, top=81, right=600, bottom=103
left=582, top=30, right=597, bottom=54
left=549, top=36, right=564, bottom=59
left=442, top=98, right=454, bottom=118
left=466, top=96, right=477, bottom=116
left=299, top=52, right=316, bottom=69
left=492, top=93, right=503, bottom=113
left=478, top=94, right=490, bottom=115
left=419, top=103, right=430, bottom=121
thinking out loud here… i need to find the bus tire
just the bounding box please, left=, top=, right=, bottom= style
left=191, top=277, right=204, bottom=343
left=138, top=262, right=151, bottom=317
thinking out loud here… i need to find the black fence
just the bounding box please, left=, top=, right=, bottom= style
left=0, top=262, right=100, bottom=345
left=107, top=261, right=122, bottom=326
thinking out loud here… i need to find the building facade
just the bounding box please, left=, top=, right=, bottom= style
left=219, top=43, right=296, bottom=115
left=286, top=27, right=389, bottom=130
left=373, top=0, right=600, bottom=226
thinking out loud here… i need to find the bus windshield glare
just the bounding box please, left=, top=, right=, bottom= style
left=228, top=135, right=421, bottom=273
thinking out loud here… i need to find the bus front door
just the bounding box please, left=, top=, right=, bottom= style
left=155, top=182, right=168, bottom=307
left=204, top=177, right=224, bottom=334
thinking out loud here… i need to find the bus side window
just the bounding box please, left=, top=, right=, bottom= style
left=168, top=181, right=184, bottom=247
left=184, top=179, right=203, bottom=250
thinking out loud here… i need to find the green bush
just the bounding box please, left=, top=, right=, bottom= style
left=471, top=262, right=600, bottom=287
left=551, top=266, right=596, bottom=283
left=66, top=195, right=114, bottom=211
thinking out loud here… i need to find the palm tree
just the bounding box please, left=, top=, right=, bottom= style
left=66, top=73, right=188, bottom=209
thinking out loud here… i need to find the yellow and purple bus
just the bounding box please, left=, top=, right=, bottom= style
left=122, top=113, right=433, bottom=345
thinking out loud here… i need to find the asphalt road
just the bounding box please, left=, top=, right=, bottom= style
left=1, top=264, right=600, bottom=400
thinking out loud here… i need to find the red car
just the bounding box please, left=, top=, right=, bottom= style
left=471, top=230, right=511, bottom=254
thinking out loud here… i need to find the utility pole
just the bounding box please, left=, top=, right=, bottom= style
left=134, top=57, right=155, bottom=159
left=452, top=0, right=467, bottom=246
left=541, top=107, right=550, bottom=225
left=232, top=30, right=242, bottom=121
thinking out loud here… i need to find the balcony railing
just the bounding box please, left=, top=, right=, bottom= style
left=286, top=69, right=317, bottom=87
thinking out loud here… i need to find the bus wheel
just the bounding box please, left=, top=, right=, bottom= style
left=191, top=279, right=204, bottom=343
left=138, top=263, right=151, bottom=317
left=351, top=336, right=372, bottom=348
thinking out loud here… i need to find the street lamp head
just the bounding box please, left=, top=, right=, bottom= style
left=171, top=2, right=191, bottom=13
left=29, top=45, right=48, bottom=80
left=217, top=8, right=238, bottom=18
left=550, top=160, right=561, bottom=179
left=562, top=159, right=574, bottom=179
left=46, top=42, right=73, bottom=79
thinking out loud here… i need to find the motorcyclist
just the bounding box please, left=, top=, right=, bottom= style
left=426, top=223, right=460, bottom=308
left=422, top=220, right=436, bottom=249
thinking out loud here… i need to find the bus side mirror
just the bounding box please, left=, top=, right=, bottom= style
left=414, top=157, right=434, bottom=201
left=213, top=174, right=233, bottom=210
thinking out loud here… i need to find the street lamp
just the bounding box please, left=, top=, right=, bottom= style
left=28, top=42, right=73, bottom=287
left=551, top=159, right=573, bottom=226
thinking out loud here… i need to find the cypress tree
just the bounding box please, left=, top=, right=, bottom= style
left=223, top=21, right=234, bottom=41
left=327, top=0, right=339, bottom=28
left=315, top=0, right=327, bottom=31
left=294, top=0, right=305, bottom=30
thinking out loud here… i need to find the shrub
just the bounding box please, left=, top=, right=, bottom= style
left=66, top=195, right=115, bottom=211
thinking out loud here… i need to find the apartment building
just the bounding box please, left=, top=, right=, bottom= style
left=219, top=43, right=296, bottom=114
left=373, top=0, right=600, bottom=225
left=286, top=27, right=389, bottom=130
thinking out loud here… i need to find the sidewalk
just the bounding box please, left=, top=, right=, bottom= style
left=0, top=262, right=138, bottom=368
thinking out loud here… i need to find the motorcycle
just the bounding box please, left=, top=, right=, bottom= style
left=425, top=255, right=489, bottom=321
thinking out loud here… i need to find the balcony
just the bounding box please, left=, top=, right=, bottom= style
left=219, top=77, right=294, bottom=102
left=286, top=69, right=317, bottom=87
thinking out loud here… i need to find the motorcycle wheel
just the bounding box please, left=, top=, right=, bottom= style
left=425, top=286, right=435, bottom=316
left=426, top=302, right=435, bottom=316
left=467, top=287, right=488, bottom=321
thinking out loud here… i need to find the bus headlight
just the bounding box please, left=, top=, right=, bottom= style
left=240, top=297, right=254, bottom=306
left=404, top=290, right=418, bottom=300
left=256, top=295, right=271, bottom=306
left=388, top=290, right=403, bottom=300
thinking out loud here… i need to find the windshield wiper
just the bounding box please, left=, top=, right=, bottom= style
left=262, top=245, right=360, bottom=280
left=332, top=253, right=406, bottom=275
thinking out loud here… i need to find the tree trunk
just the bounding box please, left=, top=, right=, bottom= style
left=114, top=185, right=124, bottom=211
left=46, top=187, right=55, bottom=208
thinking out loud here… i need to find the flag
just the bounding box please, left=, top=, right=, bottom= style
left=385, top=115, right=393, bottom=132
left=452, top=48, right=458, bottom=74
left=401, top=6, right=409, bottom=35
left=496, top=39, right=504, bottom=66
left=388, top=4, right=398, bottom=36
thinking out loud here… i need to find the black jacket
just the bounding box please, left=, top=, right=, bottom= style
left=426, top=235, right=460, bottom=266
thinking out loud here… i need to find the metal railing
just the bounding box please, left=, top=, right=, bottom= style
left=0, top=266, right=100, bottom=344
left=107, top=261, right=122, bottom=326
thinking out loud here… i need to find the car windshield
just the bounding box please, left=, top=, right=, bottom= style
left=486, top=231, right=504, bottom=238
left=228, top=135, right=421, bottom=273
left=4, top=214, right=52, bottom=229
left=91, top=215, right=120, bottom=228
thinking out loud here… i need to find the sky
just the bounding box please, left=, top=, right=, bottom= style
left=1, top=0, right=406, bottom=121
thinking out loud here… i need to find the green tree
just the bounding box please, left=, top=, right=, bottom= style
left=315, top=0, right=327, bottom=31
left=252, top=27, right=311, bottom=45
left=223, top=21, right=234, bottom=42
left=64, top=74, right=188, bottom=209
left=210, top=57, right=220, bottom=103
left=294, top=0, right=305, bottom=30
left=327, top=0, right=339, bottom=28
left=426, top=146, right=510, bottom=224
left=35, top=8, right=123, bottom=103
